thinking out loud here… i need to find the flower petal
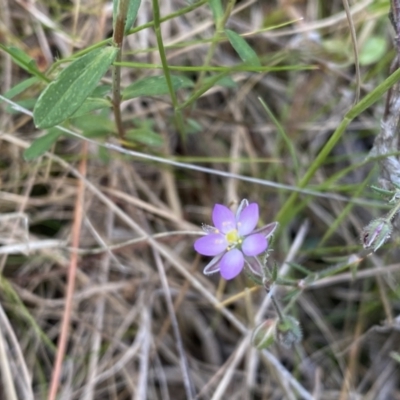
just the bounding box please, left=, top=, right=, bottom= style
left=237, top=203, right=259, bottom=236
left=245, top=256, right=263, bottom=277
left=236, top=199, right=249, bottom=220
left=242, top=234, right=267, bottom=256
left=201, top=224, right=218, bottom=234
left=203, top=254, right=223, bottom=275
left=194, top=234, right=227, bottom=256
left=212, top=204, right=236, bottom=234
left=252, top=221, right=279, bottom=239
left=219, top=249, right=244, bottom=280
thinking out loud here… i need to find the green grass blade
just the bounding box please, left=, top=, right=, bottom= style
left=0, top=45, right=49, bottom=82
left=225, top=29, right=261, bottom=67
left=276, top=66, right=400, bottom=226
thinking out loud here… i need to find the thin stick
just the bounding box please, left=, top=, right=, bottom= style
left=391, top=0, right=400, bottom=54
left=0, top=325, right=18, bottom=400
left=47, top=141, right=87, bottom=400
left=342, top=0, right=360, bottom=103
left=152, top=248, right=195, bottom=400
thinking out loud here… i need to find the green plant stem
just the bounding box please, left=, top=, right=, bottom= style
left=387, top=196, right=400, bottom=219
left=0, top=276, right=56, bottom=352
left=220, top=0, right=237, bottom=28
left=195, top=0, right=236, bottom=88
left=115, top=62, right=313, bottom=72
left=66, top=0, right=208, bottom=60
left=177, top=72, right=228, bottom=110
left=151, top=0, right=185, bottom=138
left=258, top=97, right=300, bottom=181
left=112, top=0, right=129, bottom=140
left=270, top=294, right=285, bottom=321
left=311, top=249, right=370, bottom=281
left=319, top=168, right=376, bottom=245
left=276, top=66, right=400, bottom=226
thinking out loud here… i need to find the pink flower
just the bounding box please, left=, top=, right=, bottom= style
left=194, top=200, right=278, bottom=280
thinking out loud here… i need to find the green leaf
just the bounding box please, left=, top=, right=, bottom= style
left=225, top=29, right=261, bottom=67
left=23, top=129, right=63, bottom=160
left=6, top=46, right=36, bottom=69
left=113, top=0, right=118, bottom=28
left=391, top=351, right=400, bottom=364
left=71, top=97, right=112, bottom=118
left=98, top=145, right=111, bottom=163
left=126, top=128, right=164, bottom=147
left=0, top=45, right=48, bottom=81
left=33, top=46, right=118, bottom=129
left=208, top=0, right=223, bottom=23
left=113, top=0, right=142, bottom=34
left=90, top=84, right=112, bottom=98
left=359, top=36, right=387, bottom=66
left=122, top=75, right=193, bottom=100
left=185, top=118, right=202, bottom=134
left=204, top=75, right=237, bottom=88
left=124, top=0, right=141, bottom=33
left=4, top=77, right=39, bottom=99
left=71, top=114, right=116, bottom=136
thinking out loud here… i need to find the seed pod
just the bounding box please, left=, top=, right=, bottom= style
left=361, top=218, right=392, bottom=252
left=276, top=316, right=302, bottom=348
left=251, top=319, right=277, bottom=349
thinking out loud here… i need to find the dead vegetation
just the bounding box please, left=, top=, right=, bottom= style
left=1, top=0, right=400, bottom=399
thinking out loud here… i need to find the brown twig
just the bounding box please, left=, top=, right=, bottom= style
left=368, top=0, right=400, bottom=187
left=112, top=0, right=129, bottom=140
left=391, top=0, right=400, bottom=54
left=47, top=141, right=88, bottom=400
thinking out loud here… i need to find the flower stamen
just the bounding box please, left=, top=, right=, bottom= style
left=226, top=229, right=240, bottom=245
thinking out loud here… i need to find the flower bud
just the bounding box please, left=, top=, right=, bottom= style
left=251, top=319, right=277, bottom=349
left=361, top=218, right=392, bottom=252
left=276, top=316, right=302, bottom=348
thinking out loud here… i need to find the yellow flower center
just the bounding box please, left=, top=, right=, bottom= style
left=226, top=229, right=240, bottom=245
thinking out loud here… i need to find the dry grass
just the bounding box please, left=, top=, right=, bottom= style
left=1, top=0, right=400, bottom=399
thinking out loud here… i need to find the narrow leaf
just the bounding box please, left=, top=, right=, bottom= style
left=91, top=84, right=112, bottom=98
left=124, top=0, right=141, bottom=33
left=113, top=0, right=141, bottom=33
left=127, top=128, right=164, bottom=147
left=359, top=36, right=387, bottom=66
left=204, top=75, right=237, bottom=88
left=23, top=129, right=63, bottom=160
left=122, top=75, right=193, bottom=100
left=71, top=97, right=112, bottom=118
left=113, top=0, right=119, bottom=29
left=33, top=46, right=118, bottom=129
left=71, top=114, right=116, bottom=136
left=0, top=44, right=48, bottom=81
left=4, top=77, right=39, bottom=99
left=208, top=0, right=224, bottom=23
left=225, top=29, right=261, bottom=67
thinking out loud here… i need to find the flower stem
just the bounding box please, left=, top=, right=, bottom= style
left=270, top=294, right=285, bottom=322
left=387, top=196, right=400, bottom=220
